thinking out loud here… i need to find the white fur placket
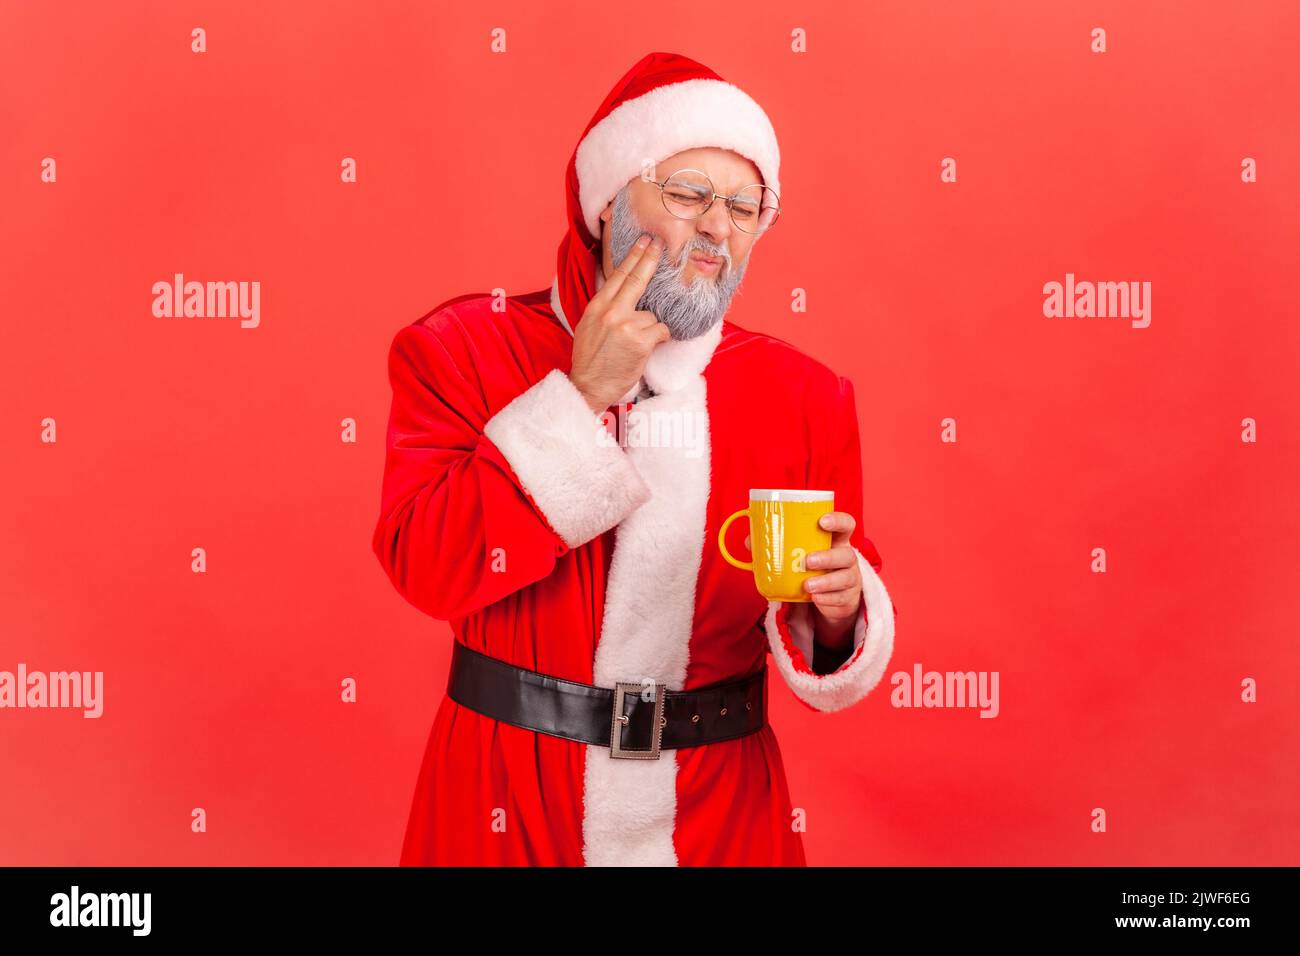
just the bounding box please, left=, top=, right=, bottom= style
left=550, top=276, right=723, bottom=865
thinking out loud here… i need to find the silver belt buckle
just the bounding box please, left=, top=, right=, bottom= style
left=610, top=682, right=665, bottom=759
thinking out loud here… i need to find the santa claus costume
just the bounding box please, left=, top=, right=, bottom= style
left=372, top=51, right=897, bottom=866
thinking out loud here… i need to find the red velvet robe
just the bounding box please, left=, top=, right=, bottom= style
left=371, top=279, right=897, bottom=866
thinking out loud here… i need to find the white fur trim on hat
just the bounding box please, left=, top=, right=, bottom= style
left=575, top=78, right=781, bottom=238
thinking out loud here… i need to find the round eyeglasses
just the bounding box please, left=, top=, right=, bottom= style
left=648, top=168, right=780, bottom=235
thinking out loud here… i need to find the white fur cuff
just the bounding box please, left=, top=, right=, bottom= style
left=483, top=368, right=652, bottom=549
left=764, top=545, right=896, bottom=713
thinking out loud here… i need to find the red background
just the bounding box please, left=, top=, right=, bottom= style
left=2, top=0, right=1297, bottom=865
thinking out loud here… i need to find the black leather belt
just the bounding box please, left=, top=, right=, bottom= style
left=447, top=641, right=767, bottom=760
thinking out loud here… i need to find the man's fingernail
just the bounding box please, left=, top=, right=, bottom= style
left=637, top=234, right=650, bottom=247
left=820, top=516, right=831, bottom=528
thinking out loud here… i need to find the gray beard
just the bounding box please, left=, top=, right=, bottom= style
left=607, top=182, right=750, bottom=341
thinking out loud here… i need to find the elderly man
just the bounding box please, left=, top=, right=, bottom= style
left=372, top=51, right=896, bottom=866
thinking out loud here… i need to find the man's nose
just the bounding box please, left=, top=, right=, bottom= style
left=696, top=199, right=733, bottom=244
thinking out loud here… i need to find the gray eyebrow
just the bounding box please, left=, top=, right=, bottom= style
left=667, top=180, right=712, bottom=198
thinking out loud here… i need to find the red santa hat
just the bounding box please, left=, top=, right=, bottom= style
left=553, top=52, right=782, bottom=334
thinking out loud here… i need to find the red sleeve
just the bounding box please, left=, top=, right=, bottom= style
left=818, top=376, right=896, bottom=620
left=371, top=321, right=650, bottom=621
left=764, top=373, right=897, bottom=713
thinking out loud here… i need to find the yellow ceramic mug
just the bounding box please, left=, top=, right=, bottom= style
left=718, top=490, right=834, bottom=601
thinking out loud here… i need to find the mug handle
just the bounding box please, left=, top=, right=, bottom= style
left=718, top=509, right=754, bottom=571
